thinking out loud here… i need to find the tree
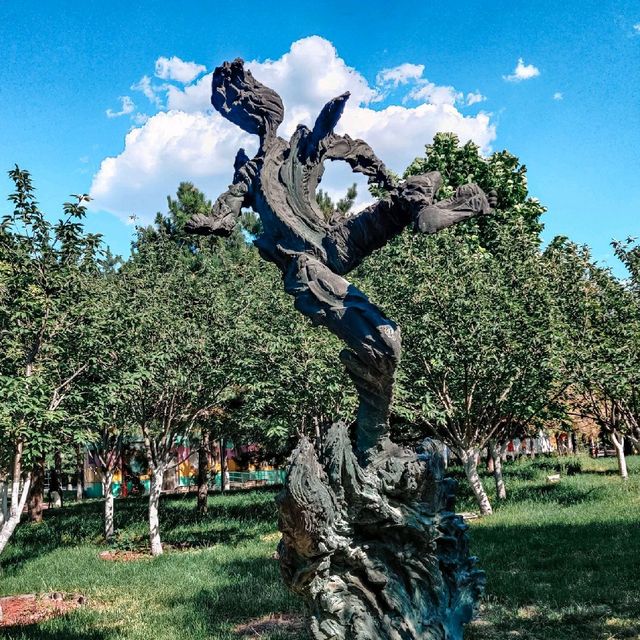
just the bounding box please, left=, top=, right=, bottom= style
left=71, top=260, right=142, bottom=539
left=0, top=167, right=102, bottom=552
left=547, top=238, right=640, bottom=478
left=315, top=183, right=357, bottom=222
left=122, top=199, right=283, bottom=553
left=358, top=135, right=562, bottom=514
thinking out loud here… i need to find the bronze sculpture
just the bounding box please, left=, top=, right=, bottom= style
left=188, top=59, right=493, bottom=640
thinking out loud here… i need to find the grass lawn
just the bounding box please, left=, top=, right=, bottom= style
left=1, top=455, right=638, bottom=639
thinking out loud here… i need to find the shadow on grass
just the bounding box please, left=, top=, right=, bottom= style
left=468, top=606, right=640, bottom=640
left=0, top=618, right=110, bottom=640
left=471, top=519, right=640, bottom=616
left=504, top=481, right=605, bottom=507
left=169, top=556, right=303, bottom=639
left=1, top=489, right=279, bottom=572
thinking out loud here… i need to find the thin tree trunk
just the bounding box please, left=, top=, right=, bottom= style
left=461, top=449, right=493, bottom=515
left=50, top=450, right=63, bottom=508
left=486, top=449, right=495, bottom=473
left=0, top=482, right=8, bottom=529
left=313, top=416, right=322, bottom=450
left=0, top=471, right=32, bottom=556
left=28, top=455, right=46, bottom=523
left=102, top=471, right=115, bottom=540
left=489, top=441, right=507, bottom=500
left=197, top=429, right=210, bottom=515
left=76, top=445, right=84, bottom=501
left=611, top=431, right=628, bottom=480
left=220, top=438, right=229, bottom=494
left=149, top=466, right=165, bottom=556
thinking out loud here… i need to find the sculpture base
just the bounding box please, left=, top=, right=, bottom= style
left=277, top=423, right=484, bottom=640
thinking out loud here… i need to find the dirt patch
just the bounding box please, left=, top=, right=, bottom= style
left=0, top=593, right=86, bottom=627
left=234, top=613, right=304, bottom=637
left=99, top=550, right=151, bottom=562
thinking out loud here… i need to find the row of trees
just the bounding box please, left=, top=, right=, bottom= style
left=1, top=133, right=638, bottom=552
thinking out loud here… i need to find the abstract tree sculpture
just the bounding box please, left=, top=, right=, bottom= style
left=187, top=59, right=493, bottom=640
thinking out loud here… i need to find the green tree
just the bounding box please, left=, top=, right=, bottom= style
left=316, top=183, right=358, bottom=222
left=121, top=193, right=284, bottom=553
left=0, top=167, right=102, bottom=552
left=547, top=238, right=640, bottom=477
left=358, top=135, right=562, bottom=514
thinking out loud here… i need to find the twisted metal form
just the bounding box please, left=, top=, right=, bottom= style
left=187, top=58, right=490, bottom=639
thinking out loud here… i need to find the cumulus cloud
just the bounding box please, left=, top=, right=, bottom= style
left=633, top=23, right=640, bottom=33
left=376, top=63, right=425, bottom=87
left=91, top=36, right=496, bottom=223
left=90, top=111, right=258, bottom=221
left=553, top=92, right=563, bottom=101
left=503, top=58, right=540, bottom=82
left=154, top=55, right=207, bottom=83
left=106, top=96, right=135, bottom=118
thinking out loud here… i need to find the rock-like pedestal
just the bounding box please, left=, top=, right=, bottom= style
left=278, top=423, right=484, bottom=640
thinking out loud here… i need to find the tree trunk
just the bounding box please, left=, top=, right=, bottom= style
left=611, top=431, right=628, bottom=480
left=313, top=416, right=322, bottom=450
left=461, top=448, right=493, bottom=515
left=220, top=439, right=229, bottom=494
left=50, top=450, right=63, bottom=508
left=0, top=481, right=8, bottom=529
left=486, top=449, right=495, bottom=473
left=102, top=471, right=115, bottom=540
left=75, top=445, right=84, bottom=501
left=28, top=455, right=46, bottom=523
left=149, top=467, right=165, bottom=556
left=0, top=473, right=32, bottom=556
left=489, top=441, right=507, bottom=500
left=197, top=429, right=210, bottom=515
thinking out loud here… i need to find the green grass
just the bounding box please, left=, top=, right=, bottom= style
left=1, top=456, right=639, bottom=639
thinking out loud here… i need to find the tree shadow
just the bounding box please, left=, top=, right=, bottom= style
left=0, top=618, right=111, bottom=640
left=1, top=489, right=279, bottom=572
left=468, top=518, right=640, bottom=639
left=467, top=607, right=640, bottom=640
left=505, top=481, right=605, bottom=507
left=168, top=555, right=303, bottom=638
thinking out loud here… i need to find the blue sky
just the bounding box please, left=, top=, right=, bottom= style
left=1, top=0, right=639, bottom=273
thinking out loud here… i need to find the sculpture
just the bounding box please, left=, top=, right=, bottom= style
left=187, top=59, right=493, bottom=640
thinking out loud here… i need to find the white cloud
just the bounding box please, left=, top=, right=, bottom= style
left=633, top=23, right=640, bottom=33
left=376, top=63, right=425, bottom=87
left=404, top=81, right=462, bottom=106
left=90, top=111, right=257, bottom=221
left=553, top=92, right=563, bottom=101
left=154, top=56, right=207, bottom=83
left=106, top=96, right=135, bottom=118
left=466, top=92, right=486, bottom=106
left=165, top=72, right=212, bottom=111
left=131, top=75, right=163, bottom=108
left=503, top=58, right=540, bottom=82
left=91, top=36, right=496, bottom=223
